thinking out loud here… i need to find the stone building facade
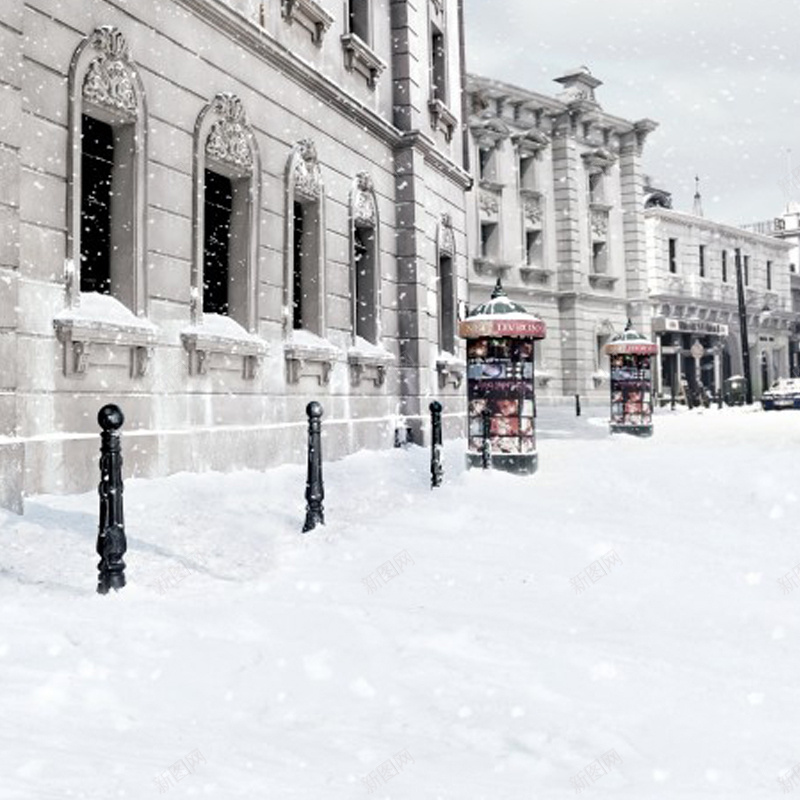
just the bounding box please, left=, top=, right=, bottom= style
left=465, top=69, right=657, bottom=401
left=0, top=0, right=471, bottom=510
left=645, top=204, right=794, bottom=399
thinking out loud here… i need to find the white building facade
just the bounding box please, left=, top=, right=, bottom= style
left=0, top=0, right=471, bottom=510
left=645, top=207, right=794, bottom=399
left=465, top=69, right=657, bottom=401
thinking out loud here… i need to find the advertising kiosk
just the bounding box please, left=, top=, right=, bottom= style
left=603, top=321, right=658, bottom=436
left=458, top=280, right=547, bottom=473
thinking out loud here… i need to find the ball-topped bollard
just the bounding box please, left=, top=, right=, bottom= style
left=302, top=401, right=325, bottom=533
left=96, top=403, right=127, bottom=594
left=429, top=400, right=443, bottom=489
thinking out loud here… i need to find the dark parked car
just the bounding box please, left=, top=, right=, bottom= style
left=761, top=378, right=800, bottom=410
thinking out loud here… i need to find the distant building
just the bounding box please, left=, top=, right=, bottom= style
left=465, top=68, right=657, bottom=400
left=0, top=0, right=471, bottom=510
left=646, top=189, right=794, bottom=399
left=741, top=204, right=800, bottom=375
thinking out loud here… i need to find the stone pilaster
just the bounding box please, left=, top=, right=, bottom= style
left=0, top=0, right=23, bottom=511
left=620, top=120, right=657, bottom=335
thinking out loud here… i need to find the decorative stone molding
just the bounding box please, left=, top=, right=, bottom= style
left=205, top=92, right=254, bottom=173
left=438, top=212, right=456, bottom=257
left=341, top=33, right=386, bottom=89
left=590, top=206, right=609, bottom=239
left=520, top=266, right=552, bottom=285
left=473, top=258, right=511, bottom=278
left=469, top=116, right=510, bottom=150
left=428, top=98, right=457, bottom=142
left=284, top=331, right=340, bottom=386
left=436, top=354, right=465, bottom=389
left=292, top=138, right=322, bottom=202
left=53, top=294, right=159, bottom=378
left=512, top=128, right=550, bottom=155
left=479, top=191, right=500, bottom=216
left=523, top=193, right=543, bottom=227
left=352, top=171, right=376, bottom=227
left=180, top=316, right=268, bottom=379
left=280, top=0, right=334, bottom=45
left=582, top=146, right=617, bottom=172
left=347, top=342, right=394, bottom=388
left=82, top=26, right=137, bottom=118
left=588, top=274, right=618, bottom=290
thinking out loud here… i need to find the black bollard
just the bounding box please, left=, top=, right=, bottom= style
left=429, top=400, right=443, bottom=489
left=575, top=393, right=581, bottom=417
left=670, top=382, right=676, bottom=411
left=481, top=407, right=492, bottom=470
left=96, top=404, right=127, bottom=595
left=302, top=401, right=325, bottom=533
left=717, top=389, right=723, bottom=410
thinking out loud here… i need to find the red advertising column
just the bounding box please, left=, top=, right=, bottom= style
left=458, top=280, right=547, bottom=474
left=603, top=321, right=658, bottom=437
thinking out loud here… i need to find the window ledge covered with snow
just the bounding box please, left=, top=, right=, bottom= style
left=180, top=314, right=269, bottom=379
left=347, top=337, right=395, bottom=387
left=284, top=330, right=340, bottom=386
left=53, top=293, right=159, bottom=377
left=436, top=351, right=465, bottom=389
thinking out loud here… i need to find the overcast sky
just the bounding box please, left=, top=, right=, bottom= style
left=464, top=0, right=800, bottom=225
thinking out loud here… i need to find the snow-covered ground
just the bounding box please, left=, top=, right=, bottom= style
left=2, top=405, right=800, bottom=799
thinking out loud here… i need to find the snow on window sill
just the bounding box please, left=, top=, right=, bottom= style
left=436, top=351, right=465, bottom=389
left=340, top=33, right=386, bottom=89
left=347, top=336, right=394, bottom=387
left=53, top=292, right=158, bottom=377
left=180, top=314, right=269, bottom=379
left=284, top=329, right=340, bottom=385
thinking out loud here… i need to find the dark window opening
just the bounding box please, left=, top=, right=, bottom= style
left=767, top=260, right=773, bottom=290
left=525, top=230, right=541, bottom=266
left=439, top=254, right=455, bottom=354
left=519, top=154, right=535, bottom=190
left=478, top=148, right=494, bottom=182
left=588, top=171, right=603, bottom=204
left=480, top=222, right=497, bottom=258
left=592, top=241, right=607, bottom=274
left=348, top=0, right=369, bottom=42
left=203, top=169, right=232, bottom=315
left=744, top=254, right=750, bottom=285
left=354, top=225, right=377, bottom=343
left=699, top=245, right=706, bottom=278
left=293, top=201, right=305, bottom=330
left=431, top=26, right=446, bottom=103
left=668, top=238, right=677, bottom=273
left=80, top=114, right=114, bottom=294
left=722, top=250, right=728, bottom=283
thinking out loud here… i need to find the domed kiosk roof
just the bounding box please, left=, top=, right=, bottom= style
left=603, top=320, right=657, bottom=355
left=459, top=279, right=547, bottom=340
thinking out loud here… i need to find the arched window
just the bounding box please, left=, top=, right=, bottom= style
left=437, top=213, right=456, bottom=355
left=285, top=139, right=325, bottom=336
left=191, top=93, right=260, bottom=332
left=350, top=172, right=380, bottom=344
left=66, top=26, right=147, bottom=315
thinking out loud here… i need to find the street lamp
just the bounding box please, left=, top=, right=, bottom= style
left=735, top=247, right=754, bottom=404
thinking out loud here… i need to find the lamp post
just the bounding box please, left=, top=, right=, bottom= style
left=734, top=247, right=754, bottom=405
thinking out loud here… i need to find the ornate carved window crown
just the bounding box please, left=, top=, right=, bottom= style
left=82, top=26, right=137, bottom=118
left=205, top=92, right=254, bottom=174
left=352, top=171, right=376, bottom=227
left=292, top=138, right=322, bottom=201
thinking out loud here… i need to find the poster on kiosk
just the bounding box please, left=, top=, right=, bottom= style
left=603, top=321, right=658, bottom=437
left=459, top=280, right=546, bottom=473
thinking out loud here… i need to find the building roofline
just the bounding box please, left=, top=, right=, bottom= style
left=645, top=207, right=795, bottom=250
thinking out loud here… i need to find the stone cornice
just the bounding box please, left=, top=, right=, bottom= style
left=646, top=207, right=795, bottom=251
left=174, top=0, right=469, bottom=189
left=396, top=130, right=473, bottom=190
left=173, top=0, right=399, bottom=147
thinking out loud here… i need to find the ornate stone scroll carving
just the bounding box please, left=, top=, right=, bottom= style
left=352, top=172, right=376, bottom=227
left=205, top=93, right=254, bottom=172
left=82, top=26, right=137, bottom=118
left=293, top=138, right=322, bottom=201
